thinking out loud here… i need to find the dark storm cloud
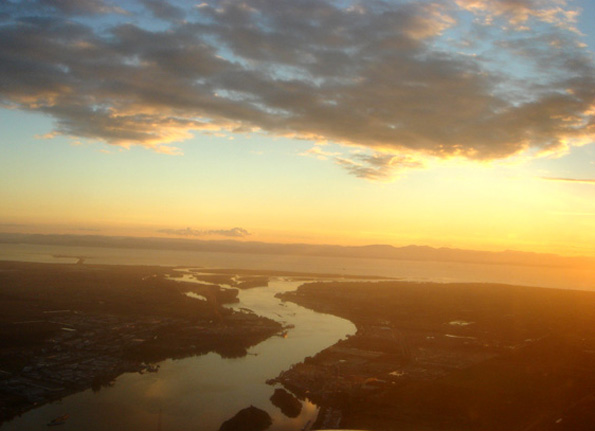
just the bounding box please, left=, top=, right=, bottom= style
left=0, top=0, right=593, bottom=167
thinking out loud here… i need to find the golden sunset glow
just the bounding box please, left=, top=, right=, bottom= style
left=1, top=4, right=595, bottom=431
left=0, top=0, right=594, bottom=258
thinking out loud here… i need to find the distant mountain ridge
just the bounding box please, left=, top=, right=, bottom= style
left=0, top=232, right=592, bottom=268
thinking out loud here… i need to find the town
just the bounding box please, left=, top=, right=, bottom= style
left=0, top=261, right=281, bottom=423
left=275, top=281, right=595, bottom=430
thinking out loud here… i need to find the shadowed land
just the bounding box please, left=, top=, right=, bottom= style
left=2, top=260, right=594, bottom=430
left=0, top=261, right=282, bottom=424
left=275, top=281, right=595, bottom=430
left=219, top=405, right=272, bottom=431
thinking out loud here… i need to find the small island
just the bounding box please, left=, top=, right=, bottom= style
left=219, top=405, right=272, bottom=431
left=270, top=388, right=302, bottom=418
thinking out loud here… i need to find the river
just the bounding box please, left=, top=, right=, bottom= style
left=0, top=242, right=593, bottom=430
left=0, top=275, right=356, bottom=431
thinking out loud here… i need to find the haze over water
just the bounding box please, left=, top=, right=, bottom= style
left=1, top=1, right=595, bottom=430
left=0, top=243, right=593, bottom=291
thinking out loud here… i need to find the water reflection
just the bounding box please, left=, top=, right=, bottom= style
left=0, top=277, right=355, bottom=431
left=270, top=389, right=302, bottom=418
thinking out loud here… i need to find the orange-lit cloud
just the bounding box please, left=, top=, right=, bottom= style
left=454, top=0, right=580, bottom=31
left=541, top=176, right=595, bottom=184
left=0, top=0, right=593, bottom=172
left=299, top=146, right=340, bottom=161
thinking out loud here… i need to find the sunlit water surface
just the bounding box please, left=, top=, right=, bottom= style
left=0, top=243, right=593, bottom=290
left=0, top=276, right=355, bottom=431
left=0, top=243, right=593, bottom=430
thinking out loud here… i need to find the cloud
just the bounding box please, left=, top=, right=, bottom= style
left=336, top=152, right=426, bottom=182
left=0, top=0, right=593, bottom=169
left=300, top=146, right=341, bottom=160
left=139, top=0, right=185, bottom=22
left=39, top=0, right=127, bottom=16
left=541, top=176, right=595, bottom=184
left=454, top=0, right=581, bottom=32
left=158, top=227, right=251, bottom=238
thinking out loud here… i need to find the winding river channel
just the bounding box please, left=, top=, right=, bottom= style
left=0, top=275, right=356, bottom=431
left=1, top=242, right=592, bottom=430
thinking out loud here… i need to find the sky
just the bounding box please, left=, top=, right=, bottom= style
left=0, top=0, right=594, bottom=257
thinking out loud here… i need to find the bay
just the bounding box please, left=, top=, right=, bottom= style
left=0, top=243, right=593, bottom=290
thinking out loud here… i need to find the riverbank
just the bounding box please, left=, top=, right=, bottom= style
left=276, top=281, right=595, bottom=430
left=0, top=261, right=283, bottom=424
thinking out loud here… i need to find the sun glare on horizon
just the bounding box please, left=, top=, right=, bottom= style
left=1, top=3, right=595, bottom=430
left=0, top=0, right=594, bottom=257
